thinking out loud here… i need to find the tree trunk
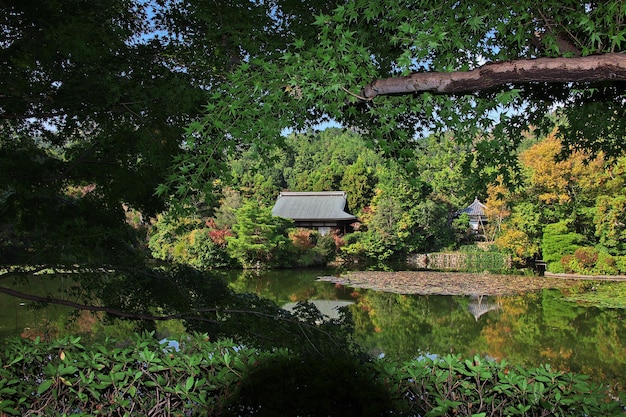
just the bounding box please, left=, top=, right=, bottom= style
left=359, top=53, right=626, bottom=99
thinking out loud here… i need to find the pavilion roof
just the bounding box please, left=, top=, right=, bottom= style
left=461, top=197, right=487, bottom=217
left=271, top=191, right=356, bottom=222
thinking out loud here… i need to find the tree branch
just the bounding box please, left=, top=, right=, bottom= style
left=0, top=285, right=219, bottom=324
left=0, top=285, right=341, bottom=343
left=360, top=53, right=626, bottom=99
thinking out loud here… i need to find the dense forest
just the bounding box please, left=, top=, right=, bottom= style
left=149, top=127, right=626, bottom=275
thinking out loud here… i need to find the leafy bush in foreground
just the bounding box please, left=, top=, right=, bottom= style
left=0, top=333, right=622, bottom=416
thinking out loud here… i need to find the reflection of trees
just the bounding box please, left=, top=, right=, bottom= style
left=2, top=268, right=356, bottom=356
left=478, top=295, right=537, bottom=364
left=478, top=289, right=626, bottom=392
left=542, top=291, right=626, bottom=392
left=226, top=269, right=348, bottom=306
left=350, top=287, right=625, bottom=392
left=352, top=291, right=484, bottom=360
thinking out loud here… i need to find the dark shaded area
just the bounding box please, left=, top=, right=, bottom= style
left=226, top=354, right=399, bottom=417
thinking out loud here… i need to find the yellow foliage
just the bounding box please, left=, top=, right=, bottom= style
left=483, top=178, right=511, bottom=241
left=495, top=226, right=539, bottom=262
left=519, top=131, right=605, bottom=204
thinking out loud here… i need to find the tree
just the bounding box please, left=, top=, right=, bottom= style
left=0, top=0, right=211, bottom=264
left=595, top=195, right=626, bottom=255
left=166, top=1, right=626, bottom=202
left=340, top=156, right=376, bottom=215
left=227, top=201, right=292, bottom=269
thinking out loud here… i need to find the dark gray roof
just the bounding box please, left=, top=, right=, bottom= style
left=462, top=198, right=487, bottom=217
left=272, top=191, right=357, bottom=221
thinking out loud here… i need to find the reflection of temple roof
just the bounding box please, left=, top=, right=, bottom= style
left=282, top=300, right=354, bottom=320
left=468, top=295, right=500, bottom=321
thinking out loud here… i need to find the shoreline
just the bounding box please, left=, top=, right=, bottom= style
left=544, top=271, right=626, bottom=281
left=317, top=270, right=585, bottom=296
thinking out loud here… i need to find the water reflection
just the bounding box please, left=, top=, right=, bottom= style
left=467, top=295, right=501, bottom=321
left=224, top=269, right=626, bottom=393
left=283, top=300, right=354, bottom=321
left=1, top=269, right=625, bottom=393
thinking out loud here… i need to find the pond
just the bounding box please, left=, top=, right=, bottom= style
left=1, top=268, right=625, bottom=396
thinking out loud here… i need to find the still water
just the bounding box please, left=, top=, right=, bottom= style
left=225, top=269, right=626, bottom=394
left=1, top=268, right=625, bottom=393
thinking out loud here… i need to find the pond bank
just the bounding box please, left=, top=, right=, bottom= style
left=317, top=271, right=581, bottom=295
left=545, top=271, right=626, bottom=281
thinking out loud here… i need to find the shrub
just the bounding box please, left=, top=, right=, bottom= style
left=568, top=246, right=599, bottom=274
left=560, top=254, right=574, bottom=273
left=288, top=228, right=317, bottom=250
left=616, top=255, right=626, bottom=274
left=574, top=246, right=599, bottom=269
left=542, top=221, right=584, bottom=272
left=313, top=233, right=339, bottom=264
left=594, top=252, right=619, bottom=275
left=1, top=334, right=621, bottom=416
left=390, top=354, right=623, bottom=417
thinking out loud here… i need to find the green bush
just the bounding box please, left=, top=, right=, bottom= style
left=389, top=354, right=623, bottom=417
left=463, top=252, right=512, bottom=272
left=1, top=333, right=622, bottom=416
left=542, top=221, right=584, bottom=273
left=593, top=251, right=619, bottom=275
left=616, top=255, right=626, bottom=274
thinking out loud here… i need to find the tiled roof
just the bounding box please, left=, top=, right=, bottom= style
left=462, top=198, right=487, bottom=216
left=272, top=191, right=357, bottom=221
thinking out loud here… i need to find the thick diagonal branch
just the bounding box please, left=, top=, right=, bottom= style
left=360, top=53, right=626, bottom=99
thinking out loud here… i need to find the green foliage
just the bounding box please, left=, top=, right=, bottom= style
left=542, top=221, right=584, bottom=273
left=340, top=156, right=377, bottom=215
left=0, top=334, right=255, bottom=416
left=313, top=234, right=341, bottom=265
left=227, top=201, right=293, bottom=269
left=594, top=194, right=626, bottom=255
left=148, top=215, right=234, bottom=270
left=341, top=230, right=400, bottom=265
left=1, top=335, right=620, bottom=416
left=393, top=354, right=622, bottom=417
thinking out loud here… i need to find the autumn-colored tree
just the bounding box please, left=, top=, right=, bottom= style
left=494, top=130, right=614, bottom=266
left=483, top=179, right=512, bottom=243
left=519, top=131, right=605, bottom=208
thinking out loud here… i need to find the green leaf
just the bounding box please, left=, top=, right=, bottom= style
left=293, top=38, right=305, bottom=49
left=185, top=376, right=195, bottom=391
left=37, top=379, right=54, bottom=395
left=6, top=356, right=23, bottom=367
